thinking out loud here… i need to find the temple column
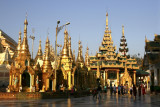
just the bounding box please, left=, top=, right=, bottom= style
left=103, top=71, right=105, bottom=86
left=117, top=70, right=119, bottom=86
left=53, top=79, right=56, bottom=91
left=9, top=75, right=12, bottom=85
left=52, top=80, right=54, bottom=91
left=72, top=74, right=74, bottom=86
left=12, top=75, right=15, bottom=87
left=68, top=71, right=71, bottom=90
left=46, top=79, right=49, bottom=91
left=32, top=75, right=34, bottom=86
left=105, top=70, right=108, bottom=85
left=133, top=71, right=136, bottom=85
left=19, top=74, right=22, bottom=86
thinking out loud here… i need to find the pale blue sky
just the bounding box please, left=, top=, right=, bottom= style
left=0, top=0, right=160, bottom=58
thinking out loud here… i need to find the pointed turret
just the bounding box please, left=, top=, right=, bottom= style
left=99, top=12, right=116, bottom=59
left=73, top=49, right=75, bottom=63
left=77, top=40, right=82, bottom=62
left=145, top=35, right=149, bottom=43
left=61, top=29, right=69, bottom=58
left=68, top=36, right=73, bottom=60
left=119, top=25, right=128, bottom=56
left=12, top=29, right=21, bottom=59
left=20, top=16, right=31, bottom=58
left=106, top=12, right=109, bottom=30
left=35, top=39, right=43, bottom=61
left=85, top=46, right=90, bottom=67
left=76, top=40, right=84, bottom=67
left=42, top=36, right=52, bottom=73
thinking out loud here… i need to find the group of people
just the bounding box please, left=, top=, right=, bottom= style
left=114, top=84, right=146, bottom=98
left=93, top=83, right=147, bottom=100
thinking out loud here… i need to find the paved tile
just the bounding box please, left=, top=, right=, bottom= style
left=0, top=93, right=160, bottom=107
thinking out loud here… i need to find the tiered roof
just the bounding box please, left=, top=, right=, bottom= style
left=119, top=25, right=128, bottom=56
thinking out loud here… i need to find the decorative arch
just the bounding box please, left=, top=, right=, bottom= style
left=22, top=69, right=30, bottom=88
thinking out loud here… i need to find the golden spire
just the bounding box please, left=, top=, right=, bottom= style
left=35, top=39, right=43, bottom=60
left=106, top=12, right=108, bottom=29
left=85, top=46, right=90, bottom=67
left=24, top=13, right=28, bottom=38
left=42, top=36, right=52, bottom=73
left=122, top=25, right=124, bottom=37
left=145, top=35, right=148, bottom=43
left=17, top=29, right=22, bottom=54
left=68, top=36, right=73, bottom=59
left=77, top=40, right=81, bottom=62
left=73, top=49, right=75, bottom=63
left=61, top=29, right=69, bottom=58
left=76, top=40, right=84, bottom=64
left=21, top=15, right=31, bottom=57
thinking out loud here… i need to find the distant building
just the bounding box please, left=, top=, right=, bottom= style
left=144, top=34, right=160, bottom=86
left=0, top=29, right=17, bottom=58
left=0, top=30, right=16, bottom=88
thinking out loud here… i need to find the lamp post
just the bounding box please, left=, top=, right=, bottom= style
left=54, top=21, right=70, bottom=91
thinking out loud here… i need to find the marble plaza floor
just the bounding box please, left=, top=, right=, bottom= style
left=0, top=92, right=160, bottom=107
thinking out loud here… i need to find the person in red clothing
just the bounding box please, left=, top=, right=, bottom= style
left=142, top=85, right=146, bottom=95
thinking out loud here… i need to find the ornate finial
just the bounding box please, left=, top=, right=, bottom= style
left=24, top=12, right=28, bottom=25
left=19, top=28, right=22, bottom=36
left=78, top=40, right=81, bottom=45
left=106, top=12, right=108, bottom=16
left=47, top=28, right=49, bottom=36
left=154, top=34, right=157, bottom=37
left=46, top=36, right=49, bottom=42
left=64, top=28, right=68, bottom=34
left=61, top=29, right=69, bottom=58
left=106, top=12, right=108, bottom=29
left=145, top=35, right=148, bottom=43
left=122, top=25, right=124, bottom=36
left=87, top=46, right=89, bottom=50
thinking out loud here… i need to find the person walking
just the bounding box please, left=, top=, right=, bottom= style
left=113, top=85, right=116, bottom=94
left=138, top=85, right=141, bottom=97
left=142, top=85, right=146, bottom=96
left=130, top=86, right=133, bottom=95
left=121, top=84, right=124, bottom=95
left=97, top=85, right=102, bottom=99
left=133, top=85, right=137, bottom=99
left=110, top=85, right=113, bottom=95
left=118, top=85, right=121, bottom=95
left=126, top=84, right=128, bottom=94
left=104, top=85, right=107, bottom=93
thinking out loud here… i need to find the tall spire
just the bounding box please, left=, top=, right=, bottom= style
left=73, top=49, right=75, bottom=63
left=17, top=29, right=22, bottom=55
left=24, top=13, right=28, bottom=38
left=145, top=35, right=148, bottom=43
left=76, top=40, right=84, bottom=67
left=77, top=40, right=81, bottom=62
left=21, top=14, right=30, bottom=57
left=35, top=39, right=43, bottom=60
left=85, top=46, right=90, bottom=67
left=42, top=36, right=52, bottom=73
left=68, top=36, right=73, bottom=59
left=106, top=12, right=108, bottom=29
left=61, top=29, right=69, bottom=58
